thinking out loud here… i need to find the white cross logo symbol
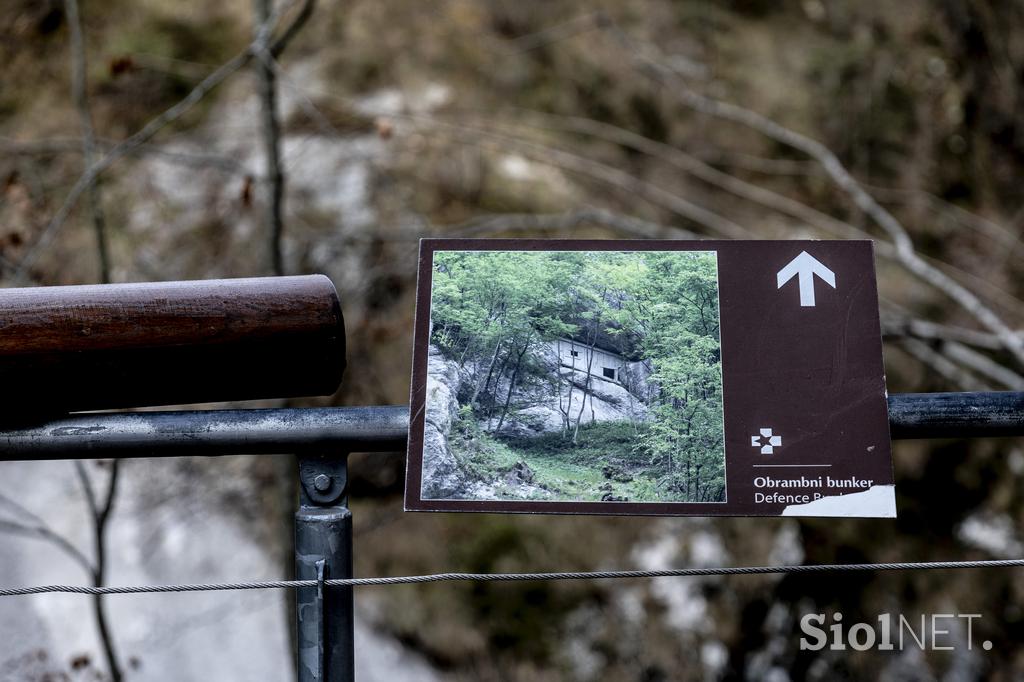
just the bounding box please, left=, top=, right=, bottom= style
left=751, top=428, right=782, bottom=454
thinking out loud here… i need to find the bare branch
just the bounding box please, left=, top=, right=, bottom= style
left=261, top=63, right=749, bottom=239
left=497, top=109, right=860, bottom=238
left=246, top=0, right=317, bottom=276
left=248, top=58, right=1024, bottom=349
left=74, top=460, right=100, bottom=520
left=696, top=150, right=817, bottom=177
left=898, top=338, right=991, bottom=392
left=259, top=55, right=343, bottom=147
left=425, top=123, right=751, bottom=238
left=270, top=0, right=315, bottom=58
left=470, top=112, right=1002, bottom=320
left=881, top=315, right=1007, bottom=352
left=98, top=460, right=119, bottom=529
left=116, top=52, right=217, bottom=80
left=913, top=251, right=1024, bottom=321
left=492, top=12, right=609, bottom=57
left=253, top=0, right=287, bottom=275
left=6, top=0, right=307, bottom=283
left=941, top=341, right=1024, bottom=391
left=74, top=459, right=122, bottom=682
left=64, top=0, right=110, bottom=283
left=447, top=207, right=699, bottom=239
left=400, top=107, right=1016, bottom=325
left=0, top=489, right=95, bottom=576
left=603, top=17, right=1024, bottom=365
left=866, top=183, right=1022, bottom=254
left=0, top=520, right=94, bottom=575
left=0, top=490, right=48, bottom=527
left=882, top=309, right=1024, bottom=389
left=0, top=137, right=254, bottom=176
left=465, top=111, right=1024, bottom=322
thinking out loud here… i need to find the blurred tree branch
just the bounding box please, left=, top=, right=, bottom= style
left=253, top=0, right=314, bottom=275
left=284, top=71, right=1024, bottom=329
left=0, top=494, right=93, bottom=574
left=600, top=15, right=1024, bottom=366
left=254, top=1, right=284, bottom=275
left=495, top=109, right=1024, bottom=321
left=264, top=56, right=751, bottom=240
left=897, top=338, right=991, bottom=392
left=866, top=183, right=1023, bottom=256
left=940, top=341, right=1024, bottom=390
left=425, top=123, right=751, bottom=238
left=0, top=461, right=122, bottom=681
left=266, top=52, right=1023, bottom=392
left=270, top=0, right=314, bottom=58
left=64, top=0, right=109, bottom=283
left=74, top=460, right=122, bottom=682
left=1, top=137, right=255, bottom=176
left=881, top=315, right=1006, bottom=352
left=448, top=207, right=698, bottom=239
left=11, top=47, right=254, bottom=283
left=11, top=0, right=311, bottom=284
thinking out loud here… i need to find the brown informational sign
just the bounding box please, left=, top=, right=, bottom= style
left=405, top=239, right=895, bottom=517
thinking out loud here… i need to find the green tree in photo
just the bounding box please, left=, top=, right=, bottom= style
left=431, top=251, right=576, bottom=428
left=626, top=253, right=725, bottom=501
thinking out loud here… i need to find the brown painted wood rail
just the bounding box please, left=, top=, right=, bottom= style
left=0, top=275, right=345, bottom=416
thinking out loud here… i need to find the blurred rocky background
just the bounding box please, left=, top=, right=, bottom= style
left=2, top=0, right=1024, bottom=680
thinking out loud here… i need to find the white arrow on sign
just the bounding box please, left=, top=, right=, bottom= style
left=776, top=251, right=836, bottom=307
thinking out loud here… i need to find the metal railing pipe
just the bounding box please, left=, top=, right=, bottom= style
left=0, top=393, right=1020, bottom=461
left=0, top=406, right=407, bottom=459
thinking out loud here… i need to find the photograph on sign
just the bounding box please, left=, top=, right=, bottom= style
left=406, top=239, right=895, bottom=517
left=422, top=249, right=726, bottom=504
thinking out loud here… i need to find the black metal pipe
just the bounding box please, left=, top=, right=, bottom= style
left=0, top=393, right=1020, bottom=461
left=295, top=504, right=353, bottom=681
left=295, top=453, right=355, bottom=681
left=0, top=406, right=408, bottom=460
left=887, top=391, right=1024, bottom=439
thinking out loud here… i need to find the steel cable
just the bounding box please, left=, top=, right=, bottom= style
left=1, top=558, right=1022, bottom=597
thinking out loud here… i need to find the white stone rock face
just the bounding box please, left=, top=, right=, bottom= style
left=488, top=352, right=650, bottom=438
left=420, top=347, right=466, bottom=499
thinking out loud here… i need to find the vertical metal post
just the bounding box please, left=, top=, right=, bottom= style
left=295, top=454, right=354, bottom=682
